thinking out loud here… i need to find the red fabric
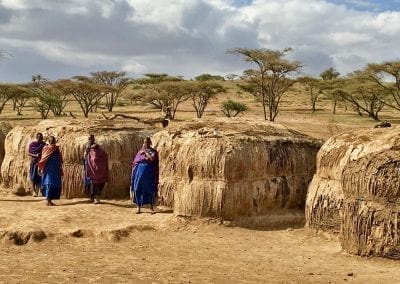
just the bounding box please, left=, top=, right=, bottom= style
left=87, top=146, right=109, bottom=183
left=37, top=144, right=63, bottom=176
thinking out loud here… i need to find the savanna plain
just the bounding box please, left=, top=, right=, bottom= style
left=0, top=82, right=399, bottom=283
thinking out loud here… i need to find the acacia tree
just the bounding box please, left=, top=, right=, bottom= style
left=12, top=85, right=33, bottom=115
left=65, top=80, right=110, bottom=118
left=29, top=79, right=71, bottom=118
left=34, top=90, right=55, bottom=119
left=0, top=84, right=17, bottom=114
left=337, top=72, right=386, bottom=121
left=136, top=73, right=181, bottom=85
left=123, top=84, right=145, bottom=105
left=298, top=76, right=322, bottom=113
left=190, top=81, right=225, bottom=118
left=319, top=67, right=341, bottom=114
left=136, top=74, right=184, bottom=115
left=221, top=100, right=248, bottom=117
left=195, top=74, right=225, bottom=81
left=229, top=48, right=301, bottom=121
left=365, top=61, right=400, bottom=111
left=225, top=74, right=238, bottom=81
left=137, top=81, right=192, bottom=119
left=90, top=71, right=130, bottom=112
left=44, top=80, right=71, bottom=116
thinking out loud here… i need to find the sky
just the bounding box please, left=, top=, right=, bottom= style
left=0, top=0, right=399, bottom=82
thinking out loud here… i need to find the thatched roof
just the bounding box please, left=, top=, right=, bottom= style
left=0, top=122, right=12, bottom=180
left=153, top=118, right=321, bottom=219
left=1, top=119, right=154, bottom=198
left=306, top=126, right=400, bottom=257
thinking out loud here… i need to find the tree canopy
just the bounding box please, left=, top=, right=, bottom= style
left=229, top=47, right=301, bottom=121
left=90, top=71, right=131, bottom=112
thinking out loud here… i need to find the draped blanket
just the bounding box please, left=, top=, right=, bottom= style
left=86, top=146, right=109, bottom=184
left=38, top=144, right=63, bottom=200
left=28, top=140, right=46, bottom=163
left=28, top=140, right=46, bottom=184
left=131, top=147, right=159, bottom=206
left=132, top=148, right=159, bottom=183
left=38, top=144, right=63, bottom=173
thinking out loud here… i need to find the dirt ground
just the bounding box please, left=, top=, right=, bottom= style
left=0, top=193, right=399, bottom=284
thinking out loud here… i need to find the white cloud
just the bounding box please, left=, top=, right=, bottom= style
left=121, top=59, right=148, bottom=73
left=0, top=0, right=27, bottom=10
left=0, top=0, right=399, bottom=82
left=329, top=32, right=371, bottom=45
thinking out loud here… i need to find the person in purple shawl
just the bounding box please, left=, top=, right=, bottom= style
left=28, top=133, right=46, bottom=196
left=131, top=136, right=159, bottom=214
left=84, top=135, right=109, bottom=204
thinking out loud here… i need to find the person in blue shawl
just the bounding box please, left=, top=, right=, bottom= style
left=131, top=137, right=159, bottom=214
left=28, top=133, right=46, bottom=196
left=38, top=136, right=63, bottom=206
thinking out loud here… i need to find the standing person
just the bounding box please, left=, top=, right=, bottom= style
left=131, top=137, right=159, bottom=214
left=83, top=135, right=109, bottom=204
left=28, top=133, right=46, bottom=196
left=38, top=136, right=63, bottom=206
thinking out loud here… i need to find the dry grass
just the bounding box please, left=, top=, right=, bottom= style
left=0, top=81, right=393, bottom=140
left=1, top=82, right=399, bottom=282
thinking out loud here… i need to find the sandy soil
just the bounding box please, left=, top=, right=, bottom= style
left=0, top=193, right=399, bottom=284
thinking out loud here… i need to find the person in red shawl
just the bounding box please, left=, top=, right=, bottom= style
left=27, top=133, right=46, bottom=196
left=131, top=136, right=159, bottom=214
left=37, top=136, right=63, bottom=206
left=83, top=135, right=109, bottom=204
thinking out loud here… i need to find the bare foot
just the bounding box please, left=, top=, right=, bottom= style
left=47, top=201, right=56, bottom=206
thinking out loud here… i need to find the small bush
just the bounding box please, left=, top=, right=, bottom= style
left=221, top=100, right=248, bottom=117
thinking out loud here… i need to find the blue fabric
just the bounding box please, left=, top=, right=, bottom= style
left=131, top=162, right=157, bottom=206
left=83, top=156, right=91, bottom=195
left=29, top=161, right=41, bottom=186
left=42, top=150, right=62, bottom=200
left=42, top=184, right=61, bottom=200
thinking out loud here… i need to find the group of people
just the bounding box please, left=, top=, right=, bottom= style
left=28, top=133, right=159, bottom=213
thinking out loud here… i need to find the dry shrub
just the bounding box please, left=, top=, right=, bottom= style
left=0, top=119, right=153, bottom=198
left=153, top=118, right=321, bottom=219
left=0, top=229, right=47, bottom=245
left=306, top=127, right=400, bottom=257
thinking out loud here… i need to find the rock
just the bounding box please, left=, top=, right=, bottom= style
left=374, top=120, right=391, bottom=128
left=222, top=220, right=233, bottom=227
left=12, top=184, right=26, bottom=196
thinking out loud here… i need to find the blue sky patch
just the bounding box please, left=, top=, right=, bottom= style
left=327, top=0, right=400, bottom=12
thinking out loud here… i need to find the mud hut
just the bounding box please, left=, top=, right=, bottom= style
left=1, top=120, right=153, bottom=198
left=0, top=122, right=12, bottom=178
left=305, top=135, right=351, bottom=233
left=305, top=127, right=400, bottom=257
left=153, top=118, right=321, bottom=220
